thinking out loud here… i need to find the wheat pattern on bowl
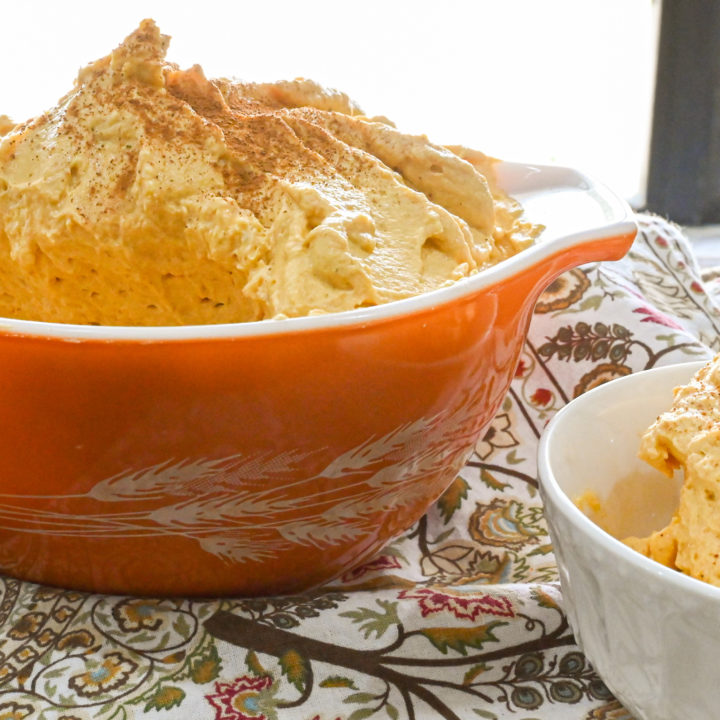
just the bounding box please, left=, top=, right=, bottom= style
left=0, top=162, right=635, bottom=596
left=0, top=394, right=483, bottom=564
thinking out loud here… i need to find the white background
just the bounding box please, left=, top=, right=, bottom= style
left=1, top=0, right=659, bottom=204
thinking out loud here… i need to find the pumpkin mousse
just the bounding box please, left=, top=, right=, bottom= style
left=0, top=20, right=538, bottom=326
left=625, top=355, right=720, bottom=585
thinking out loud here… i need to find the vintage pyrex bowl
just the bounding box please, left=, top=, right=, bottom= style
left=538, top=361, right=720, bottom=720
left=0, top=161, right=636, bottom=596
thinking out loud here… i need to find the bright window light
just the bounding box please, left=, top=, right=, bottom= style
left=1, top=0, right=658, bottom=205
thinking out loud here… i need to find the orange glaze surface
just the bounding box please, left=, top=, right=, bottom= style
left=0, top=233, right=634, bottom=595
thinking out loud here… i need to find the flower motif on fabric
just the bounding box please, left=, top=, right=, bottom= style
left=53, top=606, right=75, bottom=623
left=341, top=555, right=402, bottom=583
left=32, top=587, right=64, bottom=602
left=530, top=388, right=553, bottom=407
left=573, top=363, right=632, bottom=398
left=14, top=646, right=37, bottom=664
left=35, top=628, right=57, bottom=647
left=514, top=358, right=529, bottom=378
left=112, top=598, right=166, bottom=633
left=469, top=499, right=541, bottom=550
left=206, top=675, right=276, bottom=720
left=0, top=702, right=34, bottom=720
left=57, top=629, right=96, bottom=653
left=475, top=413, right=518, bottom=460
left=398, top=586, right=514, bottom=620
left=420, top=540, right=510, bottom=585
left=8, top=612, right=45, bottom=640
left=68, top=651, right=138, bottom=697
left=535, top=268, right=590, bottom=313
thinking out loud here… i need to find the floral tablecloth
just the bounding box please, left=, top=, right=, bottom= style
left=0, top=214, right=717, bottom=720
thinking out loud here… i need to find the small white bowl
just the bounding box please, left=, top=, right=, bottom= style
left=538, top=360, right=720, bottom=720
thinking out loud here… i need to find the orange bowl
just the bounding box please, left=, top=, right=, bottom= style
left=0, top=162, right=636, bottom=596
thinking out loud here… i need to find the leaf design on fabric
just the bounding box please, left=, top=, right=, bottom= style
left=538, top=322, right=635, bottom=364
left=319, top=675, right=358, bottom=689
left=528, top=544, right=554, bottom=556
left=577, top=294, right=604, bottom=312
left=143, top=685, right=184, bottom=711
left=505, top=450, right=525, bottom=465
left=189, top=645, right=221, bottom=684
left=245, top=650, right=267, bottom=677
left=160, top=650, right=186, bottom=664
left=479, top=469, right=510, bottom=492
left=339, top=600, right=399, bottom=639
left=347, top=708, right=376, bottom=720
left=463, top=662, right=490, bottom=685
left=531, top=587, right=561, bottom=611
left=279, top=649, right=310, bottom=693
left=436, top=476, right=469, bottom=523
left=344, top=691, right=379, bottom=704
left=419, top=622, right=506, bottom=655
left=632, top=305, right=685, bottom=329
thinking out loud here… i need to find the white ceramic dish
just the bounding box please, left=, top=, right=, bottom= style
left=538, top=360, right=720, bottom=720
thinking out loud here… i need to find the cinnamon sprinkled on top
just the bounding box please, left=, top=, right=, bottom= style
left=0, top=19, right=539, bottom=326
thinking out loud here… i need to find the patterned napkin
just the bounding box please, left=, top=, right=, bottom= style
left=0, top=214, right=717, bottom=720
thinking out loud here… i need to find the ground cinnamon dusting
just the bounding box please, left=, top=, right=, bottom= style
left=0, top=19, right=540, bottom=326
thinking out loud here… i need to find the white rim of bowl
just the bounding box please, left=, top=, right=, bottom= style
left=0, top=218, right=635, bottom=342
left=538, top=360, right=720, bottom=602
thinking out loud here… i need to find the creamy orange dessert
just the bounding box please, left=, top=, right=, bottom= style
left=625, top=355, right=720, bottom=585
left=0, top=20, right=539, bottom=326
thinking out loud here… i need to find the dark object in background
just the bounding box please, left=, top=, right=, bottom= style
left=646, top=0, right=720, bottom=225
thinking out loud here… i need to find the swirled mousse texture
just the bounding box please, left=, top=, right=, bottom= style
left=625, top=355, right=720, bottom=585
left=0, top=116, right=14, bottom=137
left=0, top=20, right=539, bottom=326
